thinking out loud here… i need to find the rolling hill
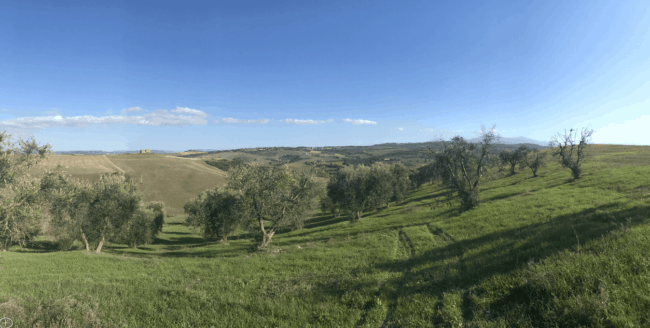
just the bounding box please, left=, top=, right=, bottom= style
left=26, top=153, right=229, bottom=217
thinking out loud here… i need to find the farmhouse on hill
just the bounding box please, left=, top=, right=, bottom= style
left=140, top=149, right=151, bottom=153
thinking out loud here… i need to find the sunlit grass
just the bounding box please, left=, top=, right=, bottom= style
left=1, top=144, right=649, bottom=327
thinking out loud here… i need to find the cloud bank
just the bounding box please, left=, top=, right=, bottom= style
left=222, top=118, right=270, bottom=124
left=281, top=118, right=334, bottom=125
left=0, top=107, right=209, bottom=129
left=343, top=118, right=378, bottom=125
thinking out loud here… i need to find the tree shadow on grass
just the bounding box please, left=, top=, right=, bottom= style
left=157, top=246, right=250, bottom=258
left=306, top=203, right=649, bottom=326
left=302, top=213, right=350, bottom=230
left=484, top=191, right=523, bottom=203
left=407, top=189, right=452, bottom=204
left=154, top=236, right=206, bottom=246
left=162, top=231, right=193, bottom=235
left=16, top=240, right=60, bottom=253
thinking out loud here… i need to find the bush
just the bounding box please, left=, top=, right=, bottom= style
left=145, top=201, right=166, bottom=234
left=119, top=206, right=156, bottom=248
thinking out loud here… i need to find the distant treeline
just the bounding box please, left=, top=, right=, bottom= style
left=204, top=158, right=248, bottom=172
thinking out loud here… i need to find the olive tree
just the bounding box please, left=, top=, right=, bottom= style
left=409, top=162, right=438, bottom=190
left=319, top=193, right=342, bottom=218
left=426, top=124, right=501, bottom=210
left=184, top=187, right=245, bottom=243
left=549, top=127, right=594, bottom=179
left=368, top=162, right=394, bottom=210
left=390, top=163, right=411, bottom=205
left=520, top=148, right=548, bottom=177
left=226, top=163, right=325, bottom=248
left=327, top=164, right=375, bottom=223
left=117, top=205, right=157, bottom=248
left=0, top=132, right=54, bottom=250
left=498, top=145, right=530, bottom=175
left=38, top=166, right=91, bottom=250
left=40, top=170, right=163, bottom=252
left=145, top=201, right=166, bottom=234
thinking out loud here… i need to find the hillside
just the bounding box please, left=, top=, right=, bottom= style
left=1, top=144, right=648, bottom=326
left=26, top=153, right=229, bottom=217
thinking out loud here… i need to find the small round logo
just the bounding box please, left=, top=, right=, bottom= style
left=0, top=317, right=12, bottom=328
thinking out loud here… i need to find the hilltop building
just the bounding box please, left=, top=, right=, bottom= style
left=140, top=149, right=151, bottom=153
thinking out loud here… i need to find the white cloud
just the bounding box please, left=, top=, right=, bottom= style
left=0, top=108, right=209, bottom=129
left=222, top=118, right=270, bottom=124
left=125, top=107, right=142, bottom=112
left=213, top=120, right=219, bottom=124
left=343, top=118, right=378, bottom=125
left=281, top=118, right=334, bottom=125
left=398, top=127, right=403, bottom=131
left=170, top=106, right=208, bottom=118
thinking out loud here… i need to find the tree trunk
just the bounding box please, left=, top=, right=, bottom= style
left=259, top=230, right=275, bottom=248
left=81, top=233, right=90, bottom=252
left=95, top=236, right=105, bottom=254
left=258, top=218, right=276, bottom=248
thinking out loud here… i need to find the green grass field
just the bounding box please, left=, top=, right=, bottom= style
left=2, top=145, right=649, bottom=327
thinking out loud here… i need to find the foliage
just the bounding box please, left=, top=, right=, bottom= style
left=225, top=163, right=325, bottom=248
left=368, top=162, right=394, bottom=210
left=204, top=157, right=247, bottom=172
left=425, top=124, right=501, bottom=210
left=145, top=201, right=166, bottom=234
left=549, top=127, right=594, bottom=179
left=319, top=193, right=341, bottom=218
left=389, top=163, right=412, bottom=205
left=409, top=162, right=438, bottom=190
left=0, top=131, right=54, bottom=250
left=498, top=145, right=530, bottom=175
left=118, top=205, right=157, bottom=248
left=38, top=167, right=94, bottom=250
left=520, top=148, right=548, bottom=177
left=327, top=164, right=375, bottom=222
left=278, top=154, right=303, bottom=163
left=184, top=188, right=245, bottom=242
left=39, top=170, right=159, bottom=252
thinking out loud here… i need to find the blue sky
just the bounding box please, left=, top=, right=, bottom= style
left=1, top=0, right=649, bottom=152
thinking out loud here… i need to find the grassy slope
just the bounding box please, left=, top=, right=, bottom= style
left=1, top=145, right=649, bottom=327
left=26, top=153, right=228, bottom=217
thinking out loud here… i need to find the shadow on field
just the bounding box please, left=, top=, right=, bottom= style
left=307, top=203, right=649, bottom=326
left=158, top=246, right=250, bottom=258
left=408, top=189, right=452, bottom=204
left=17, top=240, right=61, bottom=253
left=154, top=235, right=205, bottom=245
left=485, top=191, right=522, bottom=202
left=302, top=214, right=350, bottom=230
left=165, top=222, right=186, bottom=226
